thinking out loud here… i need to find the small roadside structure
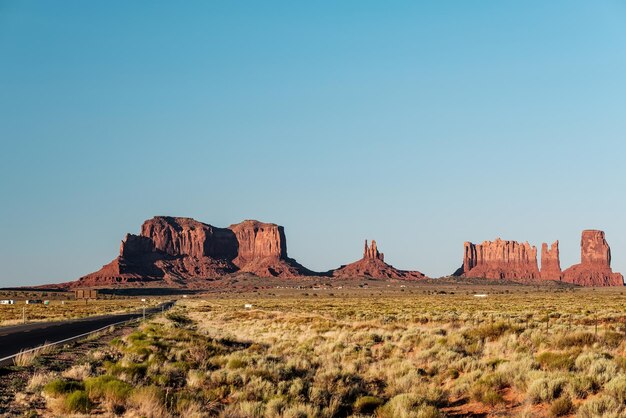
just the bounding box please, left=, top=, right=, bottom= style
left=244, top=304, right=253, bottom=309
left=74, top=289, right=98, bottom=299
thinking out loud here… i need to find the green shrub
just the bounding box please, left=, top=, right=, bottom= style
left=536, top=351, right=575, bottom=371
left=353, top=396, right=384, bottom=414
left=43, top=379, right=84, bottom=397
left=64, top=390, right=91, bottom=413
left=85, top=375, right=132, bottom=404
left=227, top=358, right=247, bottom=370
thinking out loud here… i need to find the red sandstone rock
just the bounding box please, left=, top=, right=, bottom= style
left=332, top=240, right=426, bottom=280
left=540, top=241, right=562, bottom=281
left=562, top=230, right=623, bottom=286
left=73, top=216, right=312, bottom=287
left=363, top=240, right=384, bottom=261
left=456, top=238, right=540, bottom=281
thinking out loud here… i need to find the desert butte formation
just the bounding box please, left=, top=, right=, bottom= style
left=67, top=216, right=623, bottom=288
left=71, top=216, right=426, bottom=288
left=454, top=230, right=623, bottom=286
left=331, top=240, right=426, bottom=280
left=73, top=217, right=314, bottom=288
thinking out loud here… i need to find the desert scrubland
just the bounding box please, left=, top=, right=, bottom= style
left=6, top=288, right=626, bottom=417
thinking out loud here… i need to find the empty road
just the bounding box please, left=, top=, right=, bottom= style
left=0, top=301, right=174, bottom=365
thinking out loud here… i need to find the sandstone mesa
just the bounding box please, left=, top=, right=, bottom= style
left=455, top=230, right=623, bottom=286
left=74, top=216, right=312, bottom=288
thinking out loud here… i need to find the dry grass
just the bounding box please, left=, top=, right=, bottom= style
left=0, top=298, right=164, bottom=326
left=19, top=287, right=626, bottom=417
left=13, top=343, right=55, bottom=367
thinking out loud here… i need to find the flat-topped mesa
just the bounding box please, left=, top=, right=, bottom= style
left=364, top=240, right=384, bottom=261
left=140, top=217, right=238, bottom=260
left=228, top=220, right=311, bottom=277
left=333, top=239, right=426, bottom=280
left=75, top=216, right=313, bottom=287
left=562, top=230, right=623, bottom=286
left=230, top=220, right=287, bottom=264
left=540, top=241, right=562, bottom=281
left=457, top=238, right=540, bottom=281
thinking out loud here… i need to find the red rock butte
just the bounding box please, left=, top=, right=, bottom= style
left=455, top=230, right=623, bottom=286
left=562, top=230, right=623, bottom=286
left=74, top=216, right=313, bottom=287
left=332, top=240, right=427, bottom=280
left=456, top=239, right=540, bottom=281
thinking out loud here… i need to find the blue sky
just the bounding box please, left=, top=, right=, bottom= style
left=1, top=1, right=626, bottom=286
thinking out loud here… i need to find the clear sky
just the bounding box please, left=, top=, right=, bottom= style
left=2, top=1, right=626, bottom=286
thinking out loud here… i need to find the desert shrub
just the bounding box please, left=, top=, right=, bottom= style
left=353, top=395, right=384, bottom=414
left=577, top=395, right=623, bottom=418
left=527, top=377, right=566, bottom=404
left=227, top=357, right=248, bottom=370
left=166, top=311, right=193, bottom=327
left=64, top=390, right=92, bottom=413
left=129, top=385, right=166, bottom=417
left=575, top=353, right=619, bottom=385
left=615, top=356, right=626, bottom=372
left=106, top=360, right=148, bottom=382
left=602, top=331, right=624, bottom=349
left=26, top=372, right=55, bottom=393
left=85, top=375, right=132, bottom=405
left=465, top=322, right=511, bottom=341
left=186, top=369, right=206, bottom=388
left=376, top=393, right=444, bottom=418
left=280, top=402, right=319, bottom=418
left=470, top=383, right=504, bottom=406
left=62, top=363, right=92, bottom=380
left=554, top=332, right=595, bottom=349
left=604, top=375, right=626, bottom=404
left=567, top=375, right=597, bottom=399
left=43, top=379, right=84, bottom=397
left=549, top=396, right=573, bottom=417
left=536, top=351, right=576, bottom=371
left=481, top=389, right=505, bottom=406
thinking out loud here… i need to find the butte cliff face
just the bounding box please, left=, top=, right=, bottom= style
left=540, top=241, right=562, bottom=281
left=332, top=240, right=426, bottom=280
left=455, top=231, right=623, bottom=286
left=562, top=230, right=623, bottom=286
left=455, top=239, right=540, bottom=281
left=75, top=216, right=312, bottom=287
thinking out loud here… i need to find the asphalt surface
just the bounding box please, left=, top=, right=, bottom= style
left=0, top=301, right=174, bottom=362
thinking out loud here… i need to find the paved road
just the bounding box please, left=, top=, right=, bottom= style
left=0, top=301, right=174, bottom=363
